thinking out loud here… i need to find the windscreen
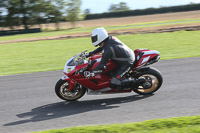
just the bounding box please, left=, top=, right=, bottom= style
left=66, top=53, right=85, bottom=66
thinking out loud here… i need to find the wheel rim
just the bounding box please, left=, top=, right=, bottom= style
left=59, top=82, right=82, bottom=100
left=137, top=74, right=159, bottom=93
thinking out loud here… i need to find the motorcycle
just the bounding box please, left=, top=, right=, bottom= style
left=55, top=49, right=163, bottom=101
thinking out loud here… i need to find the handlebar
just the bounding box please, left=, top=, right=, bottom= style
left=79, top=50, right=88, bottom=59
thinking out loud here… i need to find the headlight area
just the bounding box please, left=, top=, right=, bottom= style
left=63, top=66, right=75, bottom=75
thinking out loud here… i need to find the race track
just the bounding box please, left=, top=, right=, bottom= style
left=0, top=57, right=200, bottom=133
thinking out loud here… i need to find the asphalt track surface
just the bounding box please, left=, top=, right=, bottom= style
left=0, top=57, right=200, bottom=133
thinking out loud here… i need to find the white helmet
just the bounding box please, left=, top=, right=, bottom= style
left=91, top=28, right=108, bottom=47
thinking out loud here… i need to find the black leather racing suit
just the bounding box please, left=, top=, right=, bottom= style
left=90, top=36, right=135, bottom=88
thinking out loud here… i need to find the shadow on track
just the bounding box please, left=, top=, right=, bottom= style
left=3, top=94, right=153, bottom=126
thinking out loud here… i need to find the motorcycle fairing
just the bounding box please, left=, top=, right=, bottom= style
left=134, top=49, right=160, bottom=69
left=62, top=49, right=160, bottom=92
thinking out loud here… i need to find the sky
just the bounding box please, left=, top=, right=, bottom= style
left=81, top=0, right=200, bottom=13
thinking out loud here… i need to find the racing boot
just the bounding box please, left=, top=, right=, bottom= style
left=110, top=77, right=122, bottom=90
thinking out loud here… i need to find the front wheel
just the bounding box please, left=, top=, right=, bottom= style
left=55, top=79, right=86, bottom=101
left=133, top=67, right=163, bottom=95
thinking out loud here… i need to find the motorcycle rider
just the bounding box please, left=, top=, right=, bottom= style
left=86, top=28, right=145, bottom=90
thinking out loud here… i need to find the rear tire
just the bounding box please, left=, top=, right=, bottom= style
left=55, top=79, right=86, bottom=101
left=133, top=67, right=163, bottom=95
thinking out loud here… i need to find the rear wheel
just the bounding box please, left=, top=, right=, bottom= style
left=55, top=79, right=86, bottom=101
left=133, top=67, right=163, bottom=95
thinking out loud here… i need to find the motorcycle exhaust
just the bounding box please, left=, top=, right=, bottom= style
left=121, top=78, right=146, bottom=88
left=121, top=78, right=137, bottom=88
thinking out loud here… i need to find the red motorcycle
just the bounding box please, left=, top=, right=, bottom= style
left=55, top=49, right=163, bottom=101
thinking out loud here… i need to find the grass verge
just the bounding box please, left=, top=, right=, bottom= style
left=32, top=115, right=200, bottom=133
left=0, top=30, right=200, bottom=75
left=0, top=18, right=200, bottom=42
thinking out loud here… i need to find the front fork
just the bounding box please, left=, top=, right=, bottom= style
left=61, top=75, right=75, bottom=92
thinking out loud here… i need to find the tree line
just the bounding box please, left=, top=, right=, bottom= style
left=0, top=0, right=82, bottom=30
left=0, top=1, right=130, bottom=30
left=1, top=1, right=200, bottom=31
left=85, top=3, right=200, bottom=20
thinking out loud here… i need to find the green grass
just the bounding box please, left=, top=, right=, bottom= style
left=32, top=115, right=200, bottom=133
left=0, top=30, right=200, bottom=75
left=0, top=18, right=200, bottom=42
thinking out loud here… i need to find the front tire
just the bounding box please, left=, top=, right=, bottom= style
left=133, top=67, right=163, bottom=95
left=55, top=79, right=86, bottom=101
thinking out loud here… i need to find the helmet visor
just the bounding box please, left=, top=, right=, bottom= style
left=91, top=35, right=98, bottom=43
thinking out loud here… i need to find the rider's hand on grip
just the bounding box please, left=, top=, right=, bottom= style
left=85, top=53, right=89, bottom=58
left=85, top=52, right=92, bottom=58
left=84, top=71, right=95, bottom=78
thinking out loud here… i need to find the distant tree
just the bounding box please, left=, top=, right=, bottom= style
left=1, top=0, right=20, bottom=29
left=0, top=0, right=64, bottom=30
left=51, top=0, right=67, bottom=30
left=0, top=7, right=4, bottom=28
left=84, top=8, right=91, bottom=14
left=119, top=2, right=130, bottom=11
left=0, top=11, right=6, bottom=29
left=66, top=0, right=82, bottom=28
left=40, top=0, right=65, bottom=30
left=108, top=2, right=130, bottom=12
left=108, top=4, right=117, bottom=12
